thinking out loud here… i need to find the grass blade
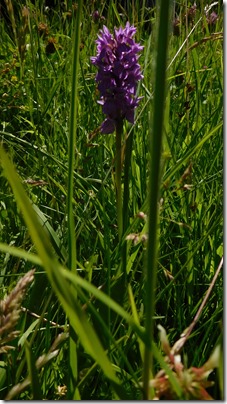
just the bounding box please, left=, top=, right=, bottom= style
left=143, top=1, right=172, bottom=399
left=25, top=341, right=42, bottom=400
left=0, top=145, right=128, bottom=399
left=66, top=0, right=82, bottom=397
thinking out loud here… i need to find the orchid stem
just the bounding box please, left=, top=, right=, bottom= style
left=115, top=119, right=124, bottom=240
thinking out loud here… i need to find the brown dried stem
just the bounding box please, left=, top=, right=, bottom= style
left=173, top=256, right=223, bottom=354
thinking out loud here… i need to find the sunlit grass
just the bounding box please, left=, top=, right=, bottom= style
left=0, top=0, right=223, bottom=399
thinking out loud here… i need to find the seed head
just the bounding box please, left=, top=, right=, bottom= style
left=0, top=269, right=35, bottom=353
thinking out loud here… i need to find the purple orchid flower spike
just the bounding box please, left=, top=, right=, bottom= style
left=91, top=22, right=143, bottom=134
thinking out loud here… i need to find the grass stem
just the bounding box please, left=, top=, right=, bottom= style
left=115, top=119, right=124, bottom=240
left=143, top=1, right=171, bottom=399
left=67, top=0, right=83, bottom=398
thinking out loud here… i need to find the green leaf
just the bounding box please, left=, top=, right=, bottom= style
left=32, top=204, right=67, bottom=263
left=0, top=242, right=42, bottom=266
left=25, top=341, right=42, bottom=400
left=0, top=361, right=6, bottom=390
left=18, top=320, right=40, bottom=347
left=0, top=145, right=127, bottom=399
left=61, top=268, right=148, bottom=345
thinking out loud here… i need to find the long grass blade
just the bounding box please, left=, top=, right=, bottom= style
left=25, top=341, right=42, bottom=400
left=66, top=0, right=82, bottom=397
left=0, top=145, right=128, bottom=399
left=143, top=1, right=172, bottom=399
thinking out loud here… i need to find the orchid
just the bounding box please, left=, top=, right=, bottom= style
left=91, top=22, right=143, bottom=134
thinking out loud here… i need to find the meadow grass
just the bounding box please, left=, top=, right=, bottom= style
left=0, top=0, right=223, bottom=400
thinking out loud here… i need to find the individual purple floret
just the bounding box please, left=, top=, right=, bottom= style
left=206, top=11, right=218, bottom=26
left=91, top=22, right=143, bottom=134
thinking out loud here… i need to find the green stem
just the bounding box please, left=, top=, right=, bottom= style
left=115, top=119, right=124, bottom=240
left=143, top=1, right=171, bottom=399
left=121, top=130, right=134, bottom=286
left=123, top=130, right=133, bottom=234
left=67, top=0, right=82, bottom=398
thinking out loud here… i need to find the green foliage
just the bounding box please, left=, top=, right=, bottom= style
left=0, top=0, right=223, bottom=400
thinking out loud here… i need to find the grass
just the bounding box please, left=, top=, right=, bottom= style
left=0, top=0, right=223, bottom=400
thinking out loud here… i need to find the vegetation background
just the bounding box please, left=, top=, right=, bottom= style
left=0, top=0, right=223, bottom=400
